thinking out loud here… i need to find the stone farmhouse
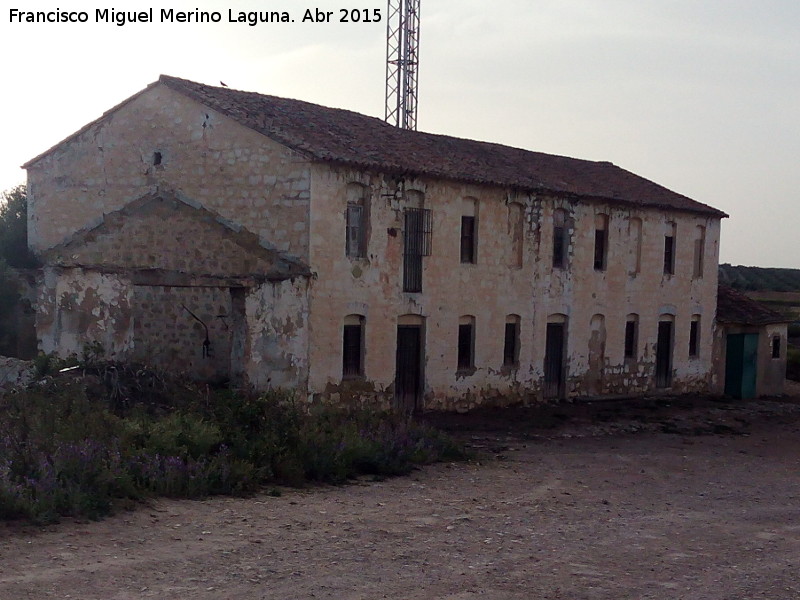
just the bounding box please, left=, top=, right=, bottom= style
left=24, top=75, right=728, bottom=411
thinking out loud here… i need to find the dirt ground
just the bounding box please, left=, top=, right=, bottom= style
left=3, top=385, right=800, bottom=600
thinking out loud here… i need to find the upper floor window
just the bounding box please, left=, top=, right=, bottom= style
left=460, top=216, right=476, bottom=263
left=663, top=222, right=676, bottom=275
left=594, top=213, right=609, bottom=271
left=345, top=183, right=369, bottom=258
left=508, top=202, right=524, bottom=268
left=402, top=205, right=432, bottom=293
left=689, top=315, right=700, bottom=358
left=553, top=208, right=569, bottom=269
left=628, top=217, right=642, bottom=276
left=460, top=198, right=478, bottom=264
left=693, top=225, right=705, bottom=278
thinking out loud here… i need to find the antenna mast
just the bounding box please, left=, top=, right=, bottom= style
left=385, top=0, right=421, bottom=130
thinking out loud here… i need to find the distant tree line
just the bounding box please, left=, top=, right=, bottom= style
left=0, top=185, right=38, bottom=356
left=0, top=185, right=37, bottom=268
left=718, top=263, right=800, bottom=293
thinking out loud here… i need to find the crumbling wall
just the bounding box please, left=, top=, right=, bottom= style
left=244, top=277, right=310, bottom=392
left=306, top=164, right=720, bottom=411
left=37, top=267, right=134, bottom=359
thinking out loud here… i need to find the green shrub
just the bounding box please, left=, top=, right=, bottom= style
left=0, top=363, right=466, bottom=524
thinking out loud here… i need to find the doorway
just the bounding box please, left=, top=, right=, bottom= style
left=395, top=323, right=423, bottom=412
left=655, top=320, right=673, bottom=388
left=724, top=333, right=758, bottom=399
left=544, top=322, right=566, bottom=399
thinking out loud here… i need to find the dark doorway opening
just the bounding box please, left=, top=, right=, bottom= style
left=724, top=332, right=758, bottom=399
left=544, top=322, right=566, bottom=399
left=395, top=324, right=423, bottom=412
left=656, top=320, right=673, bottom=388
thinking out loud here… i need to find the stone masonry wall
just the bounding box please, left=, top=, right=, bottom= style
left=307, top=164, right=721, bottom=411
left=46, top=196, right=286, bottom=277
left=27, top=83, right=311, bottom=261
left=130, top=284, right=234, bottom=382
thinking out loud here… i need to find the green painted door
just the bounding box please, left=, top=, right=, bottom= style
left=724, top=333, right=758, bottom=399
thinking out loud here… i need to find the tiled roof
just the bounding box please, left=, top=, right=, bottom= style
left=24, top=74, right=726, bottom=217
left=158, top=75, right=726, bottom=217
left=716, top=285, right=790, bottom=325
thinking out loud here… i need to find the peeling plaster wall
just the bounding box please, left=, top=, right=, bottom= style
left=307, top=164, right=721, bottom=410
left=244, top=278, right=310, bottom=392
left=27, top=84, right=311, bottom=260
left=37, top=267, right=134, bottom=358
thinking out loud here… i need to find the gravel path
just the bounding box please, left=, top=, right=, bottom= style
left=2, top=393, right=800, bottom=599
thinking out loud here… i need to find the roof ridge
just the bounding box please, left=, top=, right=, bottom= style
left=26, top=75, right=728, bottom=218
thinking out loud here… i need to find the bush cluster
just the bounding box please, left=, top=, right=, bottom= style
left=0, top=367, right=465, bottom=524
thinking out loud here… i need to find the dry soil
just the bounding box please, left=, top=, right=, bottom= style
left=2, top=388, right=800, bottom=600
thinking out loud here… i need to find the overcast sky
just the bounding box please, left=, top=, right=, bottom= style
left=1, top=0, right=797, bottom=267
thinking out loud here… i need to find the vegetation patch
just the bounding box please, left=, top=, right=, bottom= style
left=0, top=360, right=466, bottom=524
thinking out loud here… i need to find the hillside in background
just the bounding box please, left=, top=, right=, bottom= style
left=718, top=264, right=800, bottom=292
left=718, top=265, right=800, bottom=329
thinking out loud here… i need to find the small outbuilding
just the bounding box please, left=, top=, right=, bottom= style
left=714, top=285, right=790, bottom=398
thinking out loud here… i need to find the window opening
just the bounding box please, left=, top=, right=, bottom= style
left=772, top=335, right=781, bottom=359
left=345, top=184, right=368, bottom=258
left=403, top=207, right=432, bottom=292
left=553, top=209, right=568, bottom=269
left=689, top=317, right=700, bottom=358
left=508, top=203, right=524, bottom=268
left=457, top=316, right=475, bottom=371
left=594, top=214, right=608, bottom=271
left=664, top=222, right=676, bottom=275
left=624, top=316, right=638, bottom=360
left=693, top=225, right=705, bottom=278
left=460, top=216, right=476, bottom=263
left=503, top=316, right=520, bottom=367
left=628, top=217, right=642, bottom=276
left=342, top=315, right=364, bottom=377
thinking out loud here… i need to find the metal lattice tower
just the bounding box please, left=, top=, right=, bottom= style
left=385, top=0, right=421, bottom=130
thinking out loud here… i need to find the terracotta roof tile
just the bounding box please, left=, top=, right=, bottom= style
left=159, top=75, right=727, bottom=217
left=716, top=285, right=790, bottom=325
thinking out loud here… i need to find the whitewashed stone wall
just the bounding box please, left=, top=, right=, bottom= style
left=307, top=164, right=721, bottom=410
